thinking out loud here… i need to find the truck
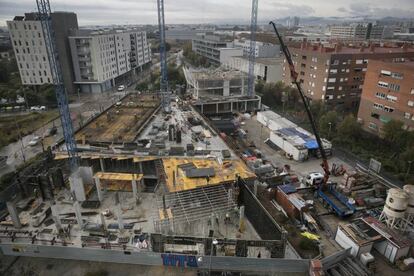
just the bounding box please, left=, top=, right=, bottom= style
left=316, top=183, right=356, bottom=218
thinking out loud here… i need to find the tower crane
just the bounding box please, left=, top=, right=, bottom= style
left=157, top=0, right=170, bottom=111
left=36, top=0, right=78, bottom=170
left=247, top=0, right=258, bottom=98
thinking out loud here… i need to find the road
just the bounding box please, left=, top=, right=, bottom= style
left=0, top=91, right=125, bottom=177
left=0, top=50, right=183, bottom=177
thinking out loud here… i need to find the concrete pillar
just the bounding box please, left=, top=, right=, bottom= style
left=216, top=103, right=219, bottom=114
left=94, top=177, right=103, bottom=201
left=210, top=213, right=215, bottom=231
left=117, top=204, right=124, bottom=231
left=69, top=173, right=86, bottom=202
left=6, top=201, right=21, bottom=229
left=138, top=162, right=143, bottom=174
left=132, top=178, right=138, bottom=202
left=100, top=158, right=105, bottom=172
left=223, top=80, right=230, bottom=96
left=51, top=204, right=62, bottom=232
left=100, top=213, right=107, bottom=233
left=244, top=101, right=247, bottom=112
left=74, top=201, right=83, bottom=229
left=115, top=193, right=124, bottom=231
left=239, top=206, right=245, bottom=232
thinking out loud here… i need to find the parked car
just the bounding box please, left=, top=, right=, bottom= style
left=117, top=85, right=126, bottom=91
left=28, top=136, right=42, bottom=146
left=30, top=106, right=46, bottom=111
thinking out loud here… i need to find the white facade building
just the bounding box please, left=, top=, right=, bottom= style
left=192, top=33, right=242, bottom=65
left=233, top=39, right=280, bottom=58
left=224, top=56, right=284, bottom=83
left=7, top=18, right=51, bottom=86
left=69, top=30, right=151, bottom=93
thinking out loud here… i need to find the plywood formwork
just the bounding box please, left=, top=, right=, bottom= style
left=54, top=152, right=159, bottom=163
left=162, top=158, right=255, bottom=193
left=94, top=172, right=143, bottom=192
left=75, top=93, right=160, bottom=144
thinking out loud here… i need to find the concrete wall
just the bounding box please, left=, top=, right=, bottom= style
left=219, top=48, right=243, bottom=64
left=0, top=243, right=309, bottom=274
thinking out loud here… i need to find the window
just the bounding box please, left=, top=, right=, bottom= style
left=378, top=81, right=388, bottom=88
left=327, top=86, right=335, bottom=91
left=328, top=78, right=336, bottom=83
left=331, top=59, right=339, bottom=65
left=373, top=103, right=384, bottom=110
left=381, top=70, right=391, bottom=76
left=384, top=106, right=394, bottom=113
left=329, top=69, right=338, bottom=74
left=386, top=95, right=397, bottom=102
left=375, top=92, right=386, bottom=99
left=405, top=112, right=412, bottom=119
left=411, top=88, right=414, bottom=95
left=408, top=101, right=414, bottom=107
left=356, top=59, right=363, bottom=64
left=368, top=123, right=377, bottom=130
left=311, top=57, right=317, bottom=62
left=389, top=83, right=400, bottom=92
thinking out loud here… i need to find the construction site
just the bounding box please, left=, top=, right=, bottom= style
left=2, top=0, right=414, bottom=275
left=75, top=93, right=160, bottom=145
left=183, top=66, right=262, bottom=115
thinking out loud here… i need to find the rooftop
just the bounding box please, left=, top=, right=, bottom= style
left=293, top=42, right=414, bottom=55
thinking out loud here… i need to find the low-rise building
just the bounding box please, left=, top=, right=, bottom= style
left=224, top=56, right=284, bottom=83
left=233, top=39, right=280, bottom=58
left=357, top=59, right=414, bottom=134
left=192, top=33, right=242, bottom=65
left=183, top=66, right=261, bottom=114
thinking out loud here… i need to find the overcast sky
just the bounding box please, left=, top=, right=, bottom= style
left=0, top=0, right=413, bottom=26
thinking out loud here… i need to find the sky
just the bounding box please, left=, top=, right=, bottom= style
left=0, top=0, right=413, bottom=26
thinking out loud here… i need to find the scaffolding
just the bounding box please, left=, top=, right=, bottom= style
left=154, top=184, right=237, bottom=232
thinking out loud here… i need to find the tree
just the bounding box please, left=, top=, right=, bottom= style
left=382, top=119, right=405, bottom=144
left=336, top=114, right=361, bottom=142
left=319, top=111, right=338, bottom=138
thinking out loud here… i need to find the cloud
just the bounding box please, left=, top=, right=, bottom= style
left=337, top=7, right=348, bottom=13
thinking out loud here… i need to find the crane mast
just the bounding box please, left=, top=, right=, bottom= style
left=247, top=0, right=258, bottom=98
left=157, top=0, right=170, bottom=111
left=36, top=0, right=78, bottom=170
left=269, top=21, right=330, bottom=186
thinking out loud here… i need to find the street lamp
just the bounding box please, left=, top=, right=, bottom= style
left=208, top=238, right=218, bottom=276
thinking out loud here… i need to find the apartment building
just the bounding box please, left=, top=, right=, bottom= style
left=357, top=59, right=414, bottom=134
left=233, top=39, right=280, bottom=58
left=69, top=29, right=151, bottom=93
left=330, top=24, right=368, bottom=39
left=282, top=42, right=414, bottom=108
left=192, top=33, right=242, bottom=65
left=7, top=12, right=78, bottom=93
left=330, top=24, right=394, bottom=40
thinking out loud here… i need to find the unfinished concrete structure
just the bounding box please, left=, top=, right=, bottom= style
left=183, top=66, right=261, bottom=115
left=0, top=93, right=305, bottom=274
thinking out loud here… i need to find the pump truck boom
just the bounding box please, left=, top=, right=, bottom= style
left=269, top=21, right=330, bottom=187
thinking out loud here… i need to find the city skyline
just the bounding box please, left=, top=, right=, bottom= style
left=0, top=0, right=414, bottom=26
